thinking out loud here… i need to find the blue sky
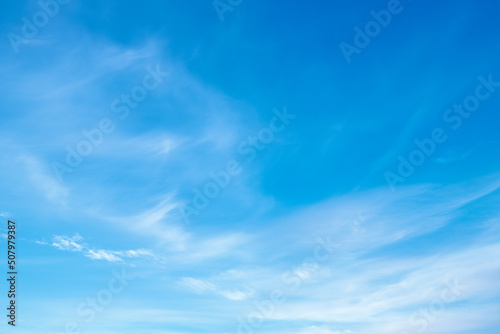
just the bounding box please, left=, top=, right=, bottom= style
left=1, top=0, right=500, bottom=333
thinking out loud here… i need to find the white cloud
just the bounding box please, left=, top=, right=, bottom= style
left=179, top=277, right=217, bottom=293
left=121, top=249, right=154, bottom=258
left=42, top=234, right=155, bottom=263
left=219, top=289, right=254, bottom=301
left=179, top=275, right=254, bottom=301
left=85, top=249, right=124, bottom=262
left=52, top=234, right=84, bottom=251
left=99, top=196, right=189, bottom=252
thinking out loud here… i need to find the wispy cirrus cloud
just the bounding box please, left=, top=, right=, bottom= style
left=179, top=275, right=255, bottom=301
left=39, top=234, right=155, bottom=263
left=51, top=234, right=84, bottom=251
